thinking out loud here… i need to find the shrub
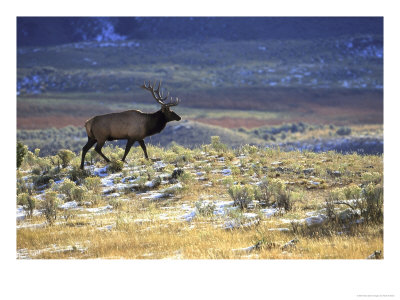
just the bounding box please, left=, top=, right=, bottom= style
left=211, top=136, right=228, bottom=153
left=40, top=191, right=60, bottom=225
left=68, top=166, right=90, bottom=184
left=175, top=171, right=193, bottom=185
left=29, top=156, right=53, bottom=175
left=361, top=172, right=382, bottom=185
left=171, top=168, right=184, bottom=180
left=253, top=178, right=273, bottom=207
left=17, top=176, right=31, bottom=195
left=17, top=141, right=28, bottom=169
left=254, top=178, right=292, bottom=211
left=242, top=144, right=258, bottom=155
left=57, top=149, right=76, bottom=168
left=324, top=198, right=337, bottom=220
left=109, top=198, right=125, bottom=210
left=358, top=183, right=383, bottom=224
left=275, top=189, right=292, bottom=211
left=170, top=142, right=186, bottom=155
left=109, top=155, right=124, bottom=173
left=59, top=178, right=76, bottom=202
left=195, top=201, right=216, bottom=217
left=71, top=186, right=87, bottom=203
left=336, top=127, right=352, bottom=136
left=32, top=174, right=53, bottom=188
left=342, top=185, right=362, bottom=200
left=17, top=193, right=36, bottom=217
left=152, top=176, right=162, bottom=188
left=31, top=166, right=42, bottom=175
left=228, top=184, right=254, bottom=210
left=84, top=176, right=102, bottom=193
left=324, top=184, right=383, bottom=225
left=85, top=190, right=102, bottom=206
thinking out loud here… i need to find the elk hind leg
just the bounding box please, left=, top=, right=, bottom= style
left=80, top=138, right=96, bottom=169
left=95, top=140, right=110, bottom=163
left=139, top=140, right=149, bottom=159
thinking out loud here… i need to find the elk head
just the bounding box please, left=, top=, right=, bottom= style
left=141, top=80, right=181, bottom=121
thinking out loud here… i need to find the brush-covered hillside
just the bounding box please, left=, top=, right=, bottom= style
left=17, top=22, right=383, bottom=157
left=17, top=138, right=383, bottom=259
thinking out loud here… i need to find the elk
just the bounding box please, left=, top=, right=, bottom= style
left=80, top=81, right=181, bottom=170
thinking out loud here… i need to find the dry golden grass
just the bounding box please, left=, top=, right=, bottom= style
left=17, top=142, right=383, bottom=259
left=17, top=212, right=383, bottom=259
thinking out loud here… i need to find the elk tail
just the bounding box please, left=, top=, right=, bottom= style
left=84, top=118, right=95, bottom=139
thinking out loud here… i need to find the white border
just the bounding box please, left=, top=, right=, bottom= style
left=2, top=1, right=399, bottom=299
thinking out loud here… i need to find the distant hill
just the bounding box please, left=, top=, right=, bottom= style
left=16, top=120, right=265, bottom=156
left=17, top=17, right=383, bottom=47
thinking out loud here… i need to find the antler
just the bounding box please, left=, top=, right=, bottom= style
left=141, top=80, right=179, bottom=107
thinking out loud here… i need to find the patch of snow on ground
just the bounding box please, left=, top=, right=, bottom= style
left=17, top=206, right=43, bottom=221
left=221, top=169, right=232, bottom=175
left=17, top=206, right=26, bottom=221
left=153, top=161, right=167, bottom=170
left=232, top=244, right=257, bottom=253
left=243, top=212, right=258, bottom=219
left=93, top=166, right=108, bottom=177
left=223, top=218, right=259, bottom=230
left=161, top=183, right=182, bottom=194
left=17, top=222, right=46, bottom=229
left=59, top=201, right=78, bottom=210
left=305, top=214, right=327, bottom=227
left=158, top=214, right=170, bottom=220
left=213, top=201, right=236, bottom=216
left=85, top=205, right=113, bottom=214
left=97, top=224, right=113, bottom=231
left=260, top=208, right=279, bottom=218
left=142, top=192, right=168, bottom=200
left=179, top=203, right=197, bottom=221
left=101, top=173, right=121, bottom=187
left=145, top=181, right=156, bottom=188
left=108, top=192, right=121, bottom=198
left=268, top=228, right=290, bottom=232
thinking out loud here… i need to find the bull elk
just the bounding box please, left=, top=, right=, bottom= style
left=80, top=81, right=181, bottom=170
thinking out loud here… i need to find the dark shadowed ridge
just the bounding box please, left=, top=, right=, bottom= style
left=17, top=17, right=383, bottom=47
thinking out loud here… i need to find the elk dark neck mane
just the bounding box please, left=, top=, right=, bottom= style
left=146, top=110, right=168, bottom=136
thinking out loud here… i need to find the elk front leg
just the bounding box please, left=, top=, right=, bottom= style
left=139, top=140, right=149, bottom=159
left=94, top=140, right=110, bottom=163
left=80, top=138, right=97, bottom=169
left=122, top=139, right=135, bottom=162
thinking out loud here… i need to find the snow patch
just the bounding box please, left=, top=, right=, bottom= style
left=260, top=208, right=279, bottom=218
left=221, top=169, right=232, bottom=176
left=85, top=205, right=113, bottom=214
left=59, top=201, right=78, bottom=210
left=142, top=192, right=168, bottom=200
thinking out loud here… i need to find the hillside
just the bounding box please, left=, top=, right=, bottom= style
left=17, top=33, right=383, bottom=156
left=18, top=17, right=383, bottom=47
left=17, top=141, right=383, bottom=259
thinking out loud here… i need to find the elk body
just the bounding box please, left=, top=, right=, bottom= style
left=80, top=81, right=181, bottom=170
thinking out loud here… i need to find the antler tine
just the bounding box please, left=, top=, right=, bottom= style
left=164, top=96, right=180, bottom=107
left=142, top=80, right=151, bottom=89
left=156, top=81, right=161, bottom=93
